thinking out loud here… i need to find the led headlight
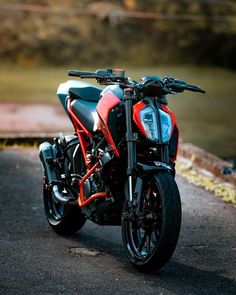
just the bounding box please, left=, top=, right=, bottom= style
left=140, top=106, right=172, bottom=142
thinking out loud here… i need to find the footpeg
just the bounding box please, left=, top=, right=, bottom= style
left=121, top=212, right=129, bottom=221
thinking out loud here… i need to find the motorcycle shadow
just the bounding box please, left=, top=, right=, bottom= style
left=65, top=222, right=236, bottom=295
left=68, top=221, right=126, bottom=263
left=156, top=261, right=236, bottom=295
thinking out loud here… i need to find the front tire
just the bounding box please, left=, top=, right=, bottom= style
left=121, top=172, right=181, bottom=272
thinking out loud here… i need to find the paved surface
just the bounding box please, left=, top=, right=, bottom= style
left=0, top=149, right=235, bottom=295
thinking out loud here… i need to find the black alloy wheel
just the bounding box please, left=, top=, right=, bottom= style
left=122, top=172, right=181, bottom=272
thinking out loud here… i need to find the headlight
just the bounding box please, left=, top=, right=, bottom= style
left=140, top=106, right=158, bottom=141
left=140, top=106, right=172, bottom=142
left=160, top=109, right=172, bottom=142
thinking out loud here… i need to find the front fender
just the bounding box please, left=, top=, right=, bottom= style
left=135, top=161, right=175, bottom=177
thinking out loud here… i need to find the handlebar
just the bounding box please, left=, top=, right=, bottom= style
left=68, top=70, right=99, bottom=78
left=68, top=68, right=205, bottom=94
left=163, top=76, right=205, bottom=94
left=68, top=68, right=128, bottom=83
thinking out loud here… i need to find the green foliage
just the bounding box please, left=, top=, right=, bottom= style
left=0, top=0, right=236, bottom=69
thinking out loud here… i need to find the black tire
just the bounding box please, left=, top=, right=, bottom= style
left=43, top=141, right=86, bottom=236
left=121, top=172, right=181, bottom=272
left=43, top=184, right=86, bottom=235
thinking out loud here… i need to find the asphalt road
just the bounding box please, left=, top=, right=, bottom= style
left=0, top=149, right=235, bottom=295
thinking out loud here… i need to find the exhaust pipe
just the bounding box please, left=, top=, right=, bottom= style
left=52, top=185, right=71, bottom=205
left=39, top=142, right=71, bottom=205
left=39, top=142, right=58, bottom=184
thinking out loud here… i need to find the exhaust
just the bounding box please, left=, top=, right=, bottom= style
left=39, top=142, right=58, bottom=184
left=39, top=142, right=71, bottom=204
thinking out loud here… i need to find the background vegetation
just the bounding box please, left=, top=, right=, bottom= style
left=1, top=0, right=236, bottom=69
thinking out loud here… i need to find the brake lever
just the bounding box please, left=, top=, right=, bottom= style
left=163, top=83, right=184, bottom=94
left=184, top=84, right=206, bottom=93
left=164, top=76, right=205, bottom=94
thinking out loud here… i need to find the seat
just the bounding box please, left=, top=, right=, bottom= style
left=69, top=84, right=102, bottom=102
left=71, top=99, right=98, bottom=134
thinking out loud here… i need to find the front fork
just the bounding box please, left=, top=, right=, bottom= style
left=124, top=89, right=137, bottom=205
left=124, top=89, right=170, bottom=206
left=124, top=89, right=146, bottom=218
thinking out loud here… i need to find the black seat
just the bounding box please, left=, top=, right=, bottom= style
left=69, top=84, right=102, bottom=102
left=71, top=99, right=98, bottom=134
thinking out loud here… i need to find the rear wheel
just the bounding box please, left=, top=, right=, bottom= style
left=122, top=172, right=181, bottom=272
left=43, top=183, right=86, bottom=235
left=43, top=141, right=86, bottom=236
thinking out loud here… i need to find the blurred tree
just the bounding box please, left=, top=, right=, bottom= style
left=0, top=0, right=235, bottom=69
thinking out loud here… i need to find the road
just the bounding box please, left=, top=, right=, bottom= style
left=0, top=149, right=235, bottom=295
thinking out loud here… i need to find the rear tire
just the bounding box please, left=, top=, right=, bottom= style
left=43, top=184, right=86, bottom=235
left=42, top=139, right=87, bottom=235
left=121, top=172, right=181, bottom=272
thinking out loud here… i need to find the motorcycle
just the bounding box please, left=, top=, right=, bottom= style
left=39, top=68, right=205, bottom=272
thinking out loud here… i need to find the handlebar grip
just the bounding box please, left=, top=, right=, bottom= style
left=68, top=70, right=96, bottom=77
left=68, top=70, right=81, bottom=77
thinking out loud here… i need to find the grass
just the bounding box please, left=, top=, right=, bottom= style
left=1, top=63, right=236, bottom=158
left=0, top=142, right=38, bottom=150
left=176, top=161, right=236, bottom=205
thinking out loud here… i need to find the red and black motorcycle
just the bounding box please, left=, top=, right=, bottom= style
left=39, top=68, right=205, bottom=272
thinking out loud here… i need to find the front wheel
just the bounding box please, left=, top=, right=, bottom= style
left=121, top=172, right=181, bottom=272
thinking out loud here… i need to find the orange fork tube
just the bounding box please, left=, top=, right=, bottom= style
left=78, top=162, right=106, bottom=207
